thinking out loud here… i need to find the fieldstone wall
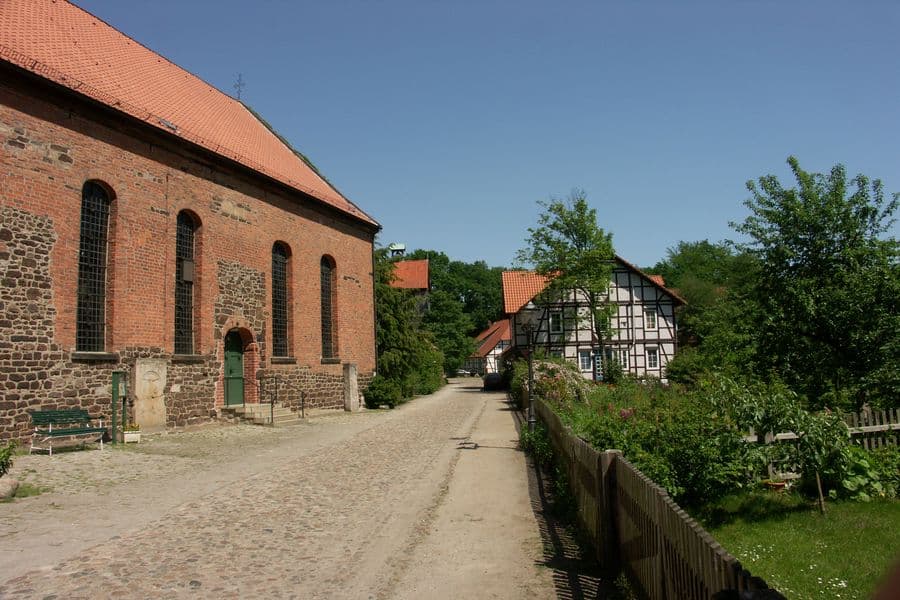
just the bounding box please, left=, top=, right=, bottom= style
left=258, top=367, right=373, bottom=413
left=214, top=260, right=266, bottom=352
left=120, top=348, right=219, bottom=429
left=0, top=208, right=125, bottom=442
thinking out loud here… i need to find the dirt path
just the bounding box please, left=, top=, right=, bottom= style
left=392, top=383, right=554, bottom=599
left=0, top=380, right=555, bottom=598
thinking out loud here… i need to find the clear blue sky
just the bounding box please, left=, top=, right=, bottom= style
left=76, top=0, right=900, bottom=269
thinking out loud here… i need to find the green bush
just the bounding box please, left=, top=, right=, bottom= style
left=0, top=441, right=15, bottom=479
left=363, top=375, right=403, bottom=409
left=519, top=423, right=553, bottom=466
left=565, top=382, right=749, bottom=508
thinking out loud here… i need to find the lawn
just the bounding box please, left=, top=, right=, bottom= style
left=707, top=494, right=900, bottom=599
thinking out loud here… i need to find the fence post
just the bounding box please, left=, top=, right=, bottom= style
left=599, top=449, right=621, bottom=578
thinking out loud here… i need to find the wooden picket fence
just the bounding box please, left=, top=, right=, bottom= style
left=743, top=408, right=899, bottom=479
left=535, top=398, right=783, bottom=600
left=844, top=408, right=899, bottom=450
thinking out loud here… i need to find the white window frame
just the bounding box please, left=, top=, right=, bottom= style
left=645, top=306, right=657, bottom=330
left=549, top=310, right=563, bottom=334
left=578, top=350, right=593, bottom=372
left=604, top=347, right=630, bottom=369
left=646, top=347, right=659, bottom=369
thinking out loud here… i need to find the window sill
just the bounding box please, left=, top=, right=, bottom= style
left=71, top=351, right=119, bottom=362
left=171, top=354, right=206, bottom=364
left=320, top=357, right=341, bottom=365
left=271, top=356, right=297, bottom=365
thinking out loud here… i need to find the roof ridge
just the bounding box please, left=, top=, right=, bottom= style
left=236, top=100, right=376, bottom=223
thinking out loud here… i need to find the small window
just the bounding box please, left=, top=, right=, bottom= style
left=578, top=350, right=593, bottom=372
left=645, top=307, right=657, bottom=330
left=550, top=349, right=563, bottom=359
left=647, top=347, right=659, bottom=369
left=549, top=311, right=563, bottom=333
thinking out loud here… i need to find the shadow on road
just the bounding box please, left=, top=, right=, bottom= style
left=508, top=395, right=612, bottom=600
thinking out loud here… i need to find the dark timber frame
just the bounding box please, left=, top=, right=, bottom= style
left=510, top=260, right=680, bottom=379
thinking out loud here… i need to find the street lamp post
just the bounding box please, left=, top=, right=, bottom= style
left=521, top=321, right=536, bottom=432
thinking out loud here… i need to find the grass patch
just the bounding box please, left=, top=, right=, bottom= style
left=13, top=482, right=47, bottom=498
left=708, top=497, right=900, bottom=599
left=1, top=482, right=48, bottom=502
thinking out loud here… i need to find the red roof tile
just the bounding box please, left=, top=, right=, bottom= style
left=0, top=0, right=377, bottom=227
left=502, top=271, right=550, bottom=314
left=649, top=275, right=666, bottom=286
left=472, top=319, right=511, bottom=358
left=390, top=259, right=429, bottom=290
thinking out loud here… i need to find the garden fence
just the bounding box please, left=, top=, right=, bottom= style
left=744, top=408, right=900, bottom=478
left=535, top=398, right=783, bottom=600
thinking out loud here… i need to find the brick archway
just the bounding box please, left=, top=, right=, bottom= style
left=216, top=317, right=260, bottom=407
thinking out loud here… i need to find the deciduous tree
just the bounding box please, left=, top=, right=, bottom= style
left=733, top=157, right=900, bottom=410
left=517, top=190, right=616, bottom=356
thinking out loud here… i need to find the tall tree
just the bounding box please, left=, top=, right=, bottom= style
left=406, top=249, right=504, bottom=333
left=374, top=249, right=444, bottom=397
left=733, top=157, right=900, bottom=410
left=517, top=190, right=616, bottom=351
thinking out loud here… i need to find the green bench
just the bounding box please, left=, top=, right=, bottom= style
left=28, top=409, right=107, bottom=455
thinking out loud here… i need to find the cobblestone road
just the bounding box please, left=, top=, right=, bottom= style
left=0, top=382, right=518, bottom=599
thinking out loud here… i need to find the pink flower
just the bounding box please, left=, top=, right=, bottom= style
left=619, top=408, right=635, bottom=421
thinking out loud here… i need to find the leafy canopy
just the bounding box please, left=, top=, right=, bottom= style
left=517, top=190, right=616, bottom=341
left=732, top=157, right=900, bottom=409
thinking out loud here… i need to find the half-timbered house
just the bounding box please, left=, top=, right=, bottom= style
left=501, top=257, right=683, bottom=381
left=465, top=319, right=511, bottom=375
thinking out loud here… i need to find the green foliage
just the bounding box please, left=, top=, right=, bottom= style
left=421, top=289, right=475, bottom=375
left=559, top=379, right=752, bottom=508
left=517, top=189, right=616, bottom=345
left=0, top=441, right=15, bottom=479
left=405, top=249, right=505, bottom=373
left=601, top=356, right=624, bottom=384
left=374, top=248, right=445, bottom=401
left=363, top=374, right=403, bottom=409
left=652, top=240, right=761, bottom=384
left=733, top=156, right=900, bottom=410
left=519, top=423, right=553, bottom=466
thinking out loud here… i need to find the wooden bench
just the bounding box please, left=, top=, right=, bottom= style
left=28, top=409, right=106, bottom=455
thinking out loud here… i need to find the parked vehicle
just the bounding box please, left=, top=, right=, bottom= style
left=482, top=373, right=503, bottom=391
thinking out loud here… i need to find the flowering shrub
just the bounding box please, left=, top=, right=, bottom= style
left=0, top=441, right=15, bottom=479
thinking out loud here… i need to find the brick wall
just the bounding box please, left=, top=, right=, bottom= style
left=0, top=70, right=376, bottom=443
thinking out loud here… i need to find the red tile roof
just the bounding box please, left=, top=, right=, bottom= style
left=390, top=259, right=429, bottom=290
left=501, top=271, right=550, bottom=314
left=0, top=0, right=377, bottom=227
left=472, top=319, right=511, bottom=358
left=649, top=274, right=666, bottom=287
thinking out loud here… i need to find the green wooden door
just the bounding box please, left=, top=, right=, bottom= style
left=224, top=330, right=244, bottom=406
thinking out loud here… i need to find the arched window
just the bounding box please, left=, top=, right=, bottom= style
left=76, top=181, right=112, bottom=351
left=320, top=255, right=338, bottom=359
left=271, top=242, right=292, bottom=357
left=175, top=211, right=199, bottom=354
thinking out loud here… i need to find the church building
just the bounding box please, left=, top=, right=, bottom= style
left=0, top=0, right=379, bottom=442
